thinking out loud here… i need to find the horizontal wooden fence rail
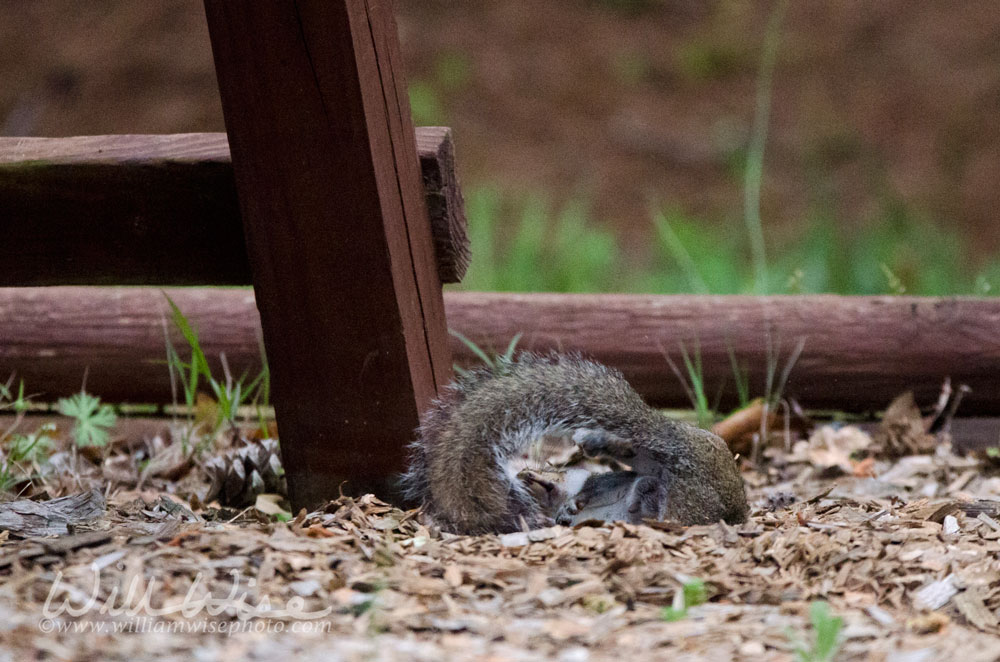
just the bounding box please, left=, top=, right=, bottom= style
left=3, top=288, right=999, bottom=414
left=0, top=128, right=469, bottom=286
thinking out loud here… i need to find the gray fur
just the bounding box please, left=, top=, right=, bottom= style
left=401, top=352, right=748, bottom=534
left=555, top=471, right=669, bottom=526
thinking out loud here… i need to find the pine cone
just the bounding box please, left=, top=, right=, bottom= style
left=203, top=438, right=286, bottom=507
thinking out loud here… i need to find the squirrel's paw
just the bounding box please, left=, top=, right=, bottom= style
left=626, top=476, right=669, bottom=522
left=572, top=428, right=635, bottom=460
left=518, top=470, right=568, bottom=514
left=554, top=497, right=581, bottom=527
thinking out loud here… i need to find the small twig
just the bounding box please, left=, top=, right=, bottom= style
left=940, top=383, right=971, bottom=436
left=657, top=340, right=698, bottom=410
left=772, top=336, right=806, bottom=407
left=225, top=505, right=255, bottom=524
left=778, top=398, right=792, bottom=453
left=927, top=377, right=952, bottom=428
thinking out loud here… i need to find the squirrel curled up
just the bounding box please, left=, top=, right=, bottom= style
left=402, top=352, right=748, bottom=535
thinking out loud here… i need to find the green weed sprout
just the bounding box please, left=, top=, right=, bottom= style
left=163, top=293, right=270, bottom=438
left=653, top=212, right=710, bottom=294
left=743, top=0, right=789, bottom=294
left=789, top=601, right=844, bottom=662
left=661, top=577, right=708, bottom=622
left=662, top=340, right=715, bottom=429
left=450, top=329, right=522, bottom=377
left=8, top=423, right=55, bottom=463
left=727, top=343, right=752, bottom=409
left=0, top=463, right=17, bottom=493
left=57, top=391, right=116, bottom=448
left=0, top=378, right=29, bottom=415
left=880, top=263, right=907, bottom=295
left=764, top=334, right=806, bottom=411
left=1, top=377, right=48, bottom=493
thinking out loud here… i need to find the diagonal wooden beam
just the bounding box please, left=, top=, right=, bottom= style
left=202, top=0, right=451, bottom=508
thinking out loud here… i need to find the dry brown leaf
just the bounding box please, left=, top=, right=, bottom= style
left=875, top=391, right=937, bottom=457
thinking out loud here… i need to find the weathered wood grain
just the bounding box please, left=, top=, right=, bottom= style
left=0, top=489, right=105, bottom=538
left=203, top=0, right=451, bottom=507
left=416, top=127, right=470, bottom=284
left=0, top=128, right=467, bottom=286
left=3, top=288, right=1000, bottom=415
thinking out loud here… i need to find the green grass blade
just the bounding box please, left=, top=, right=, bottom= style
left=449, top=328, right=495, bottom=369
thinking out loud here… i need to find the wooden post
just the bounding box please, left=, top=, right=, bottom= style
left=202, top=0, right=450, bottom=508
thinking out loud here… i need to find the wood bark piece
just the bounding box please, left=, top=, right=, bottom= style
left=3, top=288, right=1000, bottom=415
left=0, top=489, right=105, bottom=538
left=203, top=0, right=451, bottom=508
left=0, top=128, right=467, bottom=286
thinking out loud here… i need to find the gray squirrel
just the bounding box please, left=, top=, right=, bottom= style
left=402, top=352, right=748, bottom=534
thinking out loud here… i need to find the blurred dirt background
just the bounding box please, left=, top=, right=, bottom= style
left=2, top=0, right=999, bottom=256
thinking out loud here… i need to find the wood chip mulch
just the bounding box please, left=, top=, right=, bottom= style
left=2, top=462, right=1000, bottom=662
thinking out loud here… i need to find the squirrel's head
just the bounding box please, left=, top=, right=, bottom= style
left=659, top=422, right=749, bottom=525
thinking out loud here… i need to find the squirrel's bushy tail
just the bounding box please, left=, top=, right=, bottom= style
left=401, top=353, right=658, bottom=533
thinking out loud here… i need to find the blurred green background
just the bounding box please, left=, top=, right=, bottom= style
left=4, top=0, right=999, bottom=295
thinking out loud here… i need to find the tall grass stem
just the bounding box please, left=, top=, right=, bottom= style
left=744, top=0, right=789, bottom=294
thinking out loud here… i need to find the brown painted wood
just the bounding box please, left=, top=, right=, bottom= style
left=0, top=129, right=467, bottom=286
left=202, top=0, right=450, bottom=507
left=4, top=288, right=1000, bottom=415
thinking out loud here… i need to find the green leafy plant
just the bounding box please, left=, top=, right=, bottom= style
left=788, top=601, right=844, bottom=662
left=653, top=212, right=710, bottom=294
left=57, top=391, right=117, bottom=448
left=164, top=296, right=208, bottom=415
left=250, top=338, right=272, bottom=438
left=880, top=263, right=906, bottom=295
left=661, top=577, right=708, bottom=621
left=0, top=377, right=44, bottom=493
left=459, top=192, right=619, bottom=293
left=449, top=0, right=1000, bottom=300
left=460, top=183, right=1000, bottom=297
left=209, top=353, right=268, bottom=432
left=0, top=378, right=29, bottom=415
left=743, top=0, right=789, bottom=294
left=662, top=341, right=715, bottom=429
left=450, top=329, right=522, bottom=377
left=7, top=423, right=55, bottom=463
left=764, top=334, right=806, bottom=411
left=727, top=343, right=752, bottom=409
left=0, top=463, right=17, bottom=493
left=746, top=332, right=806, bottom=461
left=163, top=294, right=271, bottom=439
left=1, top=424, right=54, bottom=491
